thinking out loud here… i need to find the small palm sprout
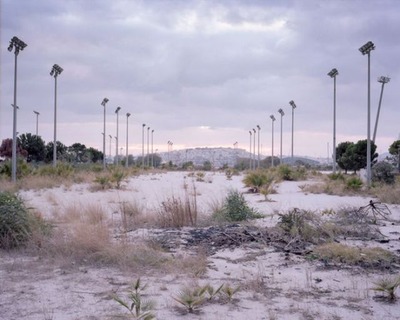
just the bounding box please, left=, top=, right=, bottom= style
left=221, top=284, right=240, bottom=302
left=372, top=275, right=400, bottom=301
left=173, top=285, right=207, bottom=313
left=113, top=278, right=156, bottom=319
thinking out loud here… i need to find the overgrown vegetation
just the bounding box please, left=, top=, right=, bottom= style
left=372, top=275, right=400, bottom=301
left=212, top=190, right=262, bottom=222
left=0, top=192, right=49, bottom=249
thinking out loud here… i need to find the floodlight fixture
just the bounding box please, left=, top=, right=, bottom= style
left=359, top=41, right=375, bottom=55
left=289, top=100, right=297, bottom=109
left=270, top=115, right=276, bottom=121
left=8, top=36, right=27, bottom=55
left=50, top=64, right=63, bottom=77
left=327, top=68, right=339, bottom=78
left=101, top=98, right=109, bottom=106
left=278, top=108, right=285, bottom=116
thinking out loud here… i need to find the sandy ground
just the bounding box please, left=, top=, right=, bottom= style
left=1, top=171, right=400, bottom=320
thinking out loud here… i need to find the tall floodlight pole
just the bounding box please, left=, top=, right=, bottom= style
left=101, top=98, right=109, bottom=169
left=33, top=111, right=40, bottom=136
left=270, top=115, right=276, bottom=167
left=249, top=130, right=252, bottom=170
left=253, top=128, right=256, bottom=170
left=373, top=76, right=390, bottom=143
left=115, top=106, right=121, bottom=165
left=8, top=37, right=27, bottom=182
left=125, top=113, right=131, bottom=168
left=50, top=64, right=63, bottom=167
left=328, top=68, right=338, bottom=173
left=257, top=125, right=261, bottom=169
left=142, top=124, right=146, bottom=168
left=109, top=134, right=112, bottom=160
left=151, top=129, right=154, bottom=168
left=278, top=108, right=285, bottom=164
left=359, top=41, right=375, bottom=187
left=147, top=126, right=150, bottom=167
left=289, top=100, right=297, bottom=162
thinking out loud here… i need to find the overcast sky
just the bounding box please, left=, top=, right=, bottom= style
left=1, top=0, right=399, bottom=159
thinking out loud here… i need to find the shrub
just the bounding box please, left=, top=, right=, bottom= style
left=214, top=190, right=261, bottom=222
left=372, top=162, right=395, bottom=184
left=346, top=176, right=363, bottom=190
left=0, top=192, right=49, bottom=249
left=327, top=172, right=345, bottom=181
left=243, top=170, right=273, bottom=193
left=157, top=194, right=198, bottom=227
left=372, top=275, right=400, bottom=301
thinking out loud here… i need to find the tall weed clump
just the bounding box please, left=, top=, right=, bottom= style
left=243, top=170, right=273, bottom=193
left=0, top=192, right=49, bottom=249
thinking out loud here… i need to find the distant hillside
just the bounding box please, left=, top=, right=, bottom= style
left=158, top=147, right=323, bottom=168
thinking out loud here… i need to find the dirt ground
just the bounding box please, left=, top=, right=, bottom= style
left=1, top=171, right=400, bottom=320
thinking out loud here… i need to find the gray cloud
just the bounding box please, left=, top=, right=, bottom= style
left=1, top=0, right=399, bottom=158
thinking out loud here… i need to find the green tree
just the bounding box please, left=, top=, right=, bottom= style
left=336, top=141, right=355, bottom=173
left=389, top=140, right=400, bottom=172
left=45, top=141, right=67, bottom=163
left=336, top=140, right=377, bottom=173
left=68, top=143, right=87, bottom=163
left=17, top=133, right=46, bottom=162
left=87, top=147, right=103, bottom=163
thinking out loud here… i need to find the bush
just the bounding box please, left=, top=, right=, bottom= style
left=346, top=176, right=363, bottom=190
left=372, top=162, right=395, bottom=184
left=0, top=192, right=44, bottom=249
left=243, top=170, right=273, bottom=193
left=214, top=190, right=261, bottom=222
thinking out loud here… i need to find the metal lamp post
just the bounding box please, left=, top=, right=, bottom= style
left=257, top=125, right=261, bottom=169
left=270, top=115, right=276, bottom=167
left=359, top=41, right=375, bottom=187
left=327, top=68, right=338, bottom=173
left=373, top=76, right=390, bottom=143
left=108, top=134, right=112, bottom=160
left=125, top=113, right=131, bottom=168
left=289, top=100, right=297, bottom=162
left=278, top=108, right=285, bottom=164
left=33, top=111, right=40, bottom=136
left=8, top=36, right=27, bottom=182
left=147, top=126, right=150, bottom=167
left=50, top=64, right=63, bottom=167
left=253, top=128, right=256, bottom=170
left=142, top=124, right=146, bottom=168
left=151, top=129, right=154, bottom=168
left=115, top=106, right=121, bottom=165
left=249, top=130, right=252, bottom=170
left=101, top=98, right=109, bottom=169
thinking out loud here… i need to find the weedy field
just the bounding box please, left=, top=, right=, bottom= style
left=1, top=168, right=400, bottom=320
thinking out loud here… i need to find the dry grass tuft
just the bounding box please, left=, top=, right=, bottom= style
left=373, top=183, right=400, bottom=204
left=312, top=243, right=395, bottom=268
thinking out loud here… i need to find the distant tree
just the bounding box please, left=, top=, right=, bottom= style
left=202, top=160, right=212, bottom=171
left=17, top=133, right=46, bottom=162
left=68, top=143, right=87, bottom=163
left=0, top=138, right=28, bottom=159
left=87, top=147, right=103, bottom=163
left=336, top=140, right=377, bottom=173
left=389, top=140, right=400, bottom=172
left=45, top=141, right=67, bottom=163
left=182, top=161, right=194, bottom=170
